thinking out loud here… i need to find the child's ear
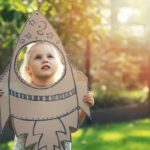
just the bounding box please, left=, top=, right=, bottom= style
left=26, top=66, right=32, bottom=76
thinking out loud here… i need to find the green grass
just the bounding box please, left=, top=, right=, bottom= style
left=72, top=118, right=150, bottom=150
left=1, top=118, right=150, bottom=150
left=0, top=141, right=13, bottom=150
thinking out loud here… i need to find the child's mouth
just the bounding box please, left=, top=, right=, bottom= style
left=41, top=65, right=50, bottom=70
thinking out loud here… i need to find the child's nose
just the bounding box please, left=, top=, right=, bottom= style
left=42, top=57, right=49, bottom=63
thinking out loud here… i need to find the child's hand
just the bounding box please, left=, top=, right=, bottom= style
left=83, top=91, right=94, bottom=107
left=0, top=89, right=4, bottom=96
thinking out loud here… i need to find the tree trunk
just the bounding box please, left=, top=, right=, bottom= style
left=85, top=38, right=91, bottom=90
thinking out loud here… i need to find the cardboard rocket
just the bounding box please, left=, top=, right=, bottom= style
left=0, top=11, right=90, bottom=150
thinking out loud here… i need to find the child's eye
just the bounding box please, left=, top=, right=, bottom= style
left=34, top=55, right=41, bottom=59
left=48, top=55, right=53, bottom=58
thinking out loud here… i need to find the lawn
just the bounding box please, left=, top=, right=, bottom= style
left=1, top=118, right=150, bottom=150
left=72, top=118, right=150, bottom=150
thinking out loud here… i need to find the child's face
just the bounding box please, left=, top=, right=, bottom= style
left=26, top=43, right=59, bottom=80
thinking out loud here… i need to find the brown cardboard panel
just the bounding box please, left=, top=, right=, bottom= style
left=0, top=11, right=90, bottom=150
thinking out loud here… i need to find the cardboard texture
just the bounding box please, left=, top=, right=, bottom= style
left=0, top=11, right=90, bottom=150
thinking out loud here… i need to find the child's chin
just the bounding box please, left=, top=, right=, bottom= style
left=41, top=73, right=54, bottom=78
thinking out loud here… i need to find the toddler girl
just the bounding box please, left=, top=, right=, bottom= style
left=0, top=41, right=94, bottom=150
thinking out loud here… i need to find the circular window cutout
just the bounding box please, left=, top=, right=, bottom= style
left=15, top=41, right=65, bottom=88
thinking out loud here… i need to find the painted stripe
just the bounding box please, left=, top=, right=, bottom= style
left=9, top=88, right=76, bottom=101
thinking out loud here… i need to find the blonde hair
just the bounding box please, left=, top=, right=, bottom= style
left=19, top=41, right=64, bottom=84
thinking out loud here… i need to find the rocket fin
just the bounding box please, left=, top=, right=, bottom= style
left=0, top=65, right=10, bottom=133
left=73, top=68, right=91, bottom=117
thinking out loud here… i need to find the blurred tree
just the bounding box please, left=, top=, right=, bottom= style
left=37, top=0, right=102, bottom=88
left=0, top=0, right=37, bottom=73
left=0, top=0, right=102, bottom=88
left=1, top=0, right=150, bottom=107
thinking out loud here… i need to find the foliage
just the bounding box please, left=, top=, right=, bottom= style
left=0, top=0, right=102, bottom=73
left=1, top=0, right=150, bottom=107
left=37, top=0, right=102, bottom=71
left=0, top=0, right=37, bottom=73
left=93, top=88, right=148, bottom=108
